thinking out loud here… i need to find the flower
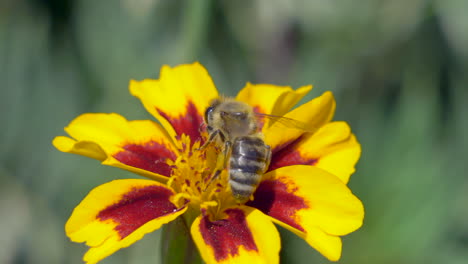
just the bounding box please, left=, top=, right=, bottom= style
left=53, top=62, right=364, bottom=264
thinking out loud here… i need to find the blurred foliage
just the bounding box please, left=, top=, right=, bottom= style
left=1, top=0, right=468, bottom=263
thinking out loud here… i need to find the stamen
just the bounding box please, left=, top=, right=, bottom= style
left=168, top=133, right=232, bottom=218
left=171, top=193, right=192, bottom=207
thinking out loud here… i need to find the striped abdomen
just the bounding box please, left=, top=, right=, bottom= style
left=229, top=136, right=271, bottom=203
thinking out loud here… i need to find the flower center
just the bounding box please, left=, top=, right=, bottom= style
left=167, top=135, right=234, bottom=218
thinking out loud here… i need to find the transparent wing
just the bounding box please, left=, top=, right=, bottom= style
left=254, top=113, right=318, bottom=132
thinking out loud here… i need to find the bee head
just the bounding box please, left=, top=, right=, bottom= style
left=205, top=98, right=222, bottom=119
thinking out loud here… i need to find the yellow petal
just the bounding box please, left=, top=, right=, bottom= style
left=236, top=83, right=312, bottom=130
left=247, top=165, right=363, bottom=261
left=129, top=62, right=219, bottom=143
left=53, top=136, right=107, bottom=161
left=269, top=121, right=361, bottom=183
left=265, top=91, right=336, bottom=152
left=191, top=206, right=280, bottom=264
left=280, top=224, right=343, bottom=261
left=66, top=179, right=187, bottom=264
left=312, top=124, right=360, bottom=183
left=53, top=113, right=178, bottom=181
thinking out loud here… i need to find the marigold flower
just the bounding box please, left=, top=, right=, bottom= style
left=53, top=62, right=364, bottom=264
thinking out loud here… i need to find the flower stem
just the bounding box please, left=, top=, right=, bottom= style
left=161, top=216, right=202, bottom=264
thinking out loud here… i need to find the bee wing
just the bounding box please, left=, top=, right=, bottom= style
left=254, top=113, right=318, bottom=132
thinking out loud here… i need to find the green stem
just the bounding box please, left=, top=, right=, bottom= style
left=160, top=216, right=203, bottom=264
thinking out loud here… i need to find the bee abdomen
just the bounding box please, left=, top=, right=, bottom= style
left=230, top=156, right=266, bottom=173
left=229, top=136, right=270, bottom=203
left=229, top=179, right=257, bottom=203
left=229, top=169, right=262, bottom=186
left=231, top=136, right=266, bottom=159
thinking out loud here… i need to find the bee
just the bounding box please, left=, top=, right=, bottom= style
left=202, top=97, right=271, bottom=204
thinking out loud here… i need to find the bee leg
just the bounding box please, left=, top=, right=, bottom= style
left=204, top=169, right=222, bottom=192
left=197, top=129, right=221, bottom=150
left=204, top=140, right=231, bottom=191
left=221, top=140, right=231, bottom=167
left=264, top=145, right=272, bottom=171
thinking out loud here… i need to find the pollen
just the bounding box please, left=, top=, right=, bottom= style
left=168, top=135, right=232, bottom=218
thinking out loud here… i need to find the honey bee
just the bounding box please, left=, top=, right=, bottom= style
left=202, top=98, right=271, bottom=204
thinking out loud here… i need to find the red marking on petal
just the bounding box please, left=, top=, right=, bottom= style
left=156, top=101, right=203, bottom=143
left=201, top=208, right=207, bottom=217
left=97, top=185, right=178, bottom=239
left=269, top=149, right=317, bottom=172
left=269, top=135, right=317, bottom=172
left=247, top=179, right=307, bottom=232
left=114, top=141, right=176, bottom=177
left=199, top=209, right=258, bottom=261
left=271, top=134, right=302, bottom=154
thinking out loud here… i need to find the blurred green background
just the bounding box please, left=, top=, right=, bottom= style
left=1, top=0, right=468, bottom=263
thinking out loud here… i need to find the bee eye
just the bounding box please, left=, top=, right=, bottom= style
left=204, top=106, right=214, bottom=122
